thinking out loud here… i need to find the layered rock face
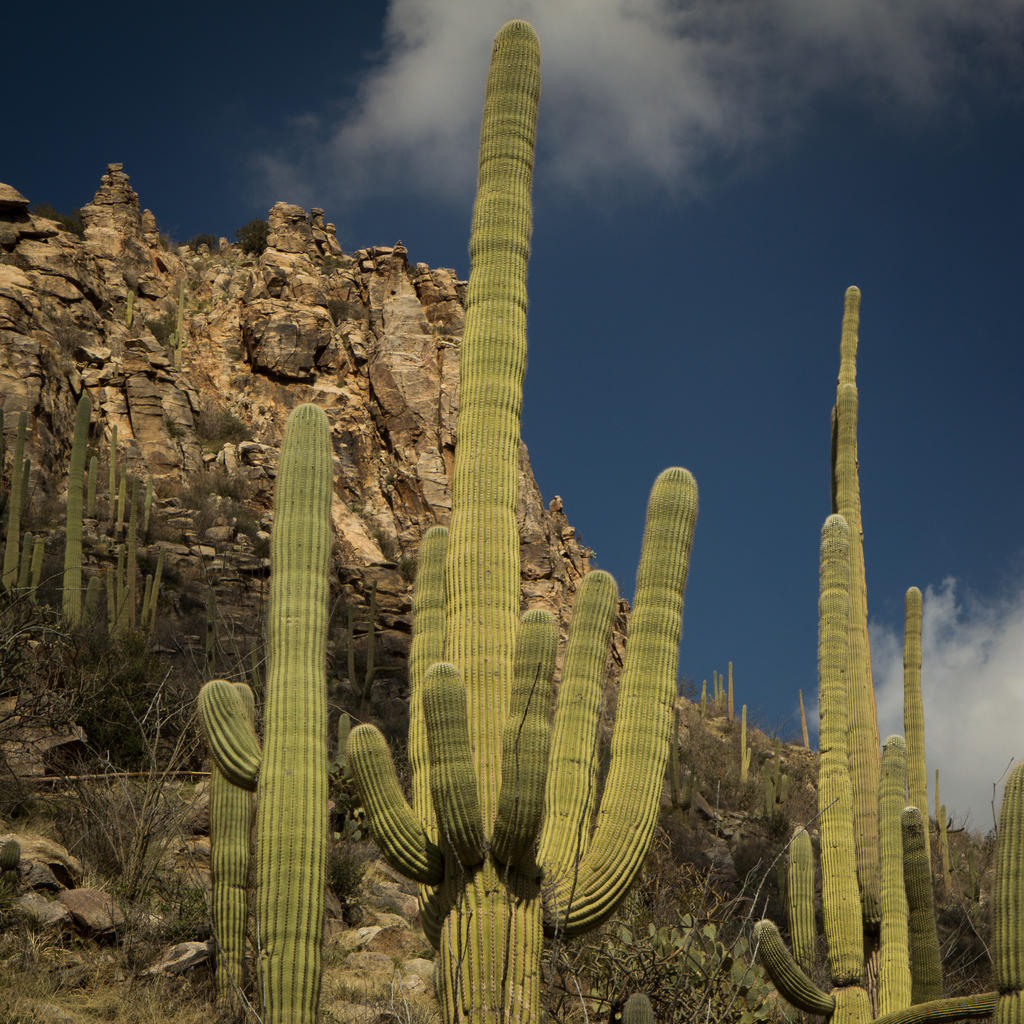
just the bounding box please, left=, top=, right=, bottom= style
left=0, top=166, right=619, bottom=716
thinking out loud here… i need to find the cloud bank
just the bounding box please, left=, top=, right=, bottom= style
left=871, top=578, right=1024, bottom=832
left=258, top=0, right=1023, bottom=207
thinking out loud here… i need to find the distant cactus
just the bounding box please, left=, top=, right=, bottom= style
left=2, top=411, right=27, bottom=591
left=903, top=586, right=929, bottom=861
left=86, top=454, right=98, bottom=518
left=62, top=392, right=92, bottom=626
left=798, top=688, right=810, bottom=748
left=740, top=704, right=750, bottom=783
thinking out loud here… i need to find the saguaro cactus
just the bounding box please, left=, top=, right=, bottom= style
left=831, top=286, right=882, bottom=934
left=903, top=586, right=928, bottom=860
left=901, top=807, right=942, bottom=1003
left=787, top=827, right=816, bottom=973
left=62, top=392, right=91, bottom=625
left=348, top=21, right=698, bottom=1024
left=2, top=412, right=27, bottom=591
left=878, top=735, right=911, bottom=1015
left=255, top=403, right=331, bottom=1024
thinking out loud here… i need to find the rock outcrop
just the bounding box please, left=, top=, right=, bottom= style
left=0, top=165, right=621, bottom=724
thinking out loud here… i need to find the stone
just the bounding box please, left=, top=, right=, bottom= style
left=11, top=891, right=73, bottom=930
left=143, top=939, right=214, bottom=976
left=0, top=182, right=30, bottom=209
left=266, top=201, right=315, bottom=255
left=58, top=887, right=126, bottom=937
left=0, top=832, right=83, bottom=887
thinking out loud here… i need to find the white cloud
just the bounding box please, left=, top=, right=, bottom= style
left=871, top=578, right=1024, bottom=832
left=256, top=0, right=1023, bottom=207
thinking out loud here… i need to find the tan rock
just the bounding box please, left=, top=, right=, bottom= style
left=58, top=887, right=126, bottom=937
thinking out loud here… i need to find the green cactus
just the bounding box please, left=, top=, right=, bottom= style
left=727, top=660, right=734, bottom=720
left=756, top=515, right=871, bottom=1024
left=62, top=392, right=92, bottom=625
left=903, top=586, right=929, bottom=861
left=125, top=289, right=134, bottom=327
left=28, top=537, right=43, bottom=602
left=126, top=477, right=139, bottom=628
left=622, top=992, right=654, bottom=1024
left=700, top=679, right=707, bottom=717
left=879, top=735, right=911, bottom=1015
left=86, top=453, right=98, bottom=519
left=787, top=827, right=816, bottom=973
left=146, top=547, right=164, bottom=633
left=831, top=286, right=882, bottom=937
left=2, top=411, right=27, bottom=591
left=116, top=466, right=127, bottom=533
left=142, top=474, right=153, bottom=537
left=740, top=704, right=750, bottom=783
left=254, top=403, right=331, bottom=1024
left=901, top=807, right=942, bottom=1003
left=0, top=838, right=20, bottom=872
left=16, top=532, right=33, bottom=590
left=347, top=22, right=699, bottom=1023
left=108, top=424, right=118, bottom=525
left=669, top=704, right=696, bottom=812
left=84, top=575, right=101, bottom=620
left=799, top=688, right=810, bottom=748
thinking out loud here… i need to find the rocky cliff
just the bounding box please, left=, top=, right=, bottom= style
left=0, top=164, right=623, bottom=732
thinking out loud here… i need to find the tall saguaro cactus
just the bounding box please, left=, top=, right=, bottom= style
left=255, top=403, right=332, bottom=1024
left=831, top=286, right=882, bottom=934
left=348, top=20, right=699, bottom=1024
left=63, top=392, right=92, bottom=625
left=903, top=586, right=929, bottom=860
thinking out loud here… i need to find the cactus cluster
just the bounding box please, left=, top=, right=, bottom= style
left=344, top=20, right=699, bottom=1023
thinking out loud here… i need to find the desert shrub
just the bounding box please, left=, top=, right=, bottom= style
left=235, top=219, right=269, bottom=255
left=545, top=855, right=778, bottom=1024
left=194, top=401, right=249, bottom=448
left=146, top=310, right=178, bottom=346
left=30, top=201, right=84, bottom=237
left=326, top=842, right=372, bottom=902
left=187, top=233, right=219, bottom=252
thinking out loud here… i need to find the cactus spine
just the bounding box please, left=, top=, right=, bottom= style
left=255, top=403, right=331, bottom=1024
left=347, top=22, right=698, bottom=1023
left=903, top=586, right=928, bottom=860
left=878, top=735, right=911, bottom=1015
left=831, top=286, right=882, bottom=936
left=3, top=411, right=27, bottom=591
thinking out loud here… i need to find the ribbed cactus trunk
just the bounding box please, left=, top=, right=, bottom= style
left=788, top=827, right=817, bottom=973
left=831, top=287, right=881, bottom=943
left=3, top=411, right=27, bottom=592
left=255, top=404, right=331, bottom=1024
left=817, top=514, right=871, bottom=1024
left=903, top=586, right=929, bottom=861
left=901, top=806, right=943, bottom=1003
left=878, top=735, right=911, bottom=1015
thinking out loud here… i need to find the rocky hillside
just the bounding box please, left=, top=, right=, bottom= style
left=0, top=164, right=621, bottom=723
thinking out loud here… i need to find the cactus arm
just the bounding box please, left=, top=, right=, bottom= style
left=422, top=663, right=486, bottom=867
left=543, top=467, right=698, bottom=936
left=788, top=826, right=817, bottom=973
left=902, top=806, right=943, bottom=1002
left=347, top=723, right=444, bottom=884
left=873, top=993, right=997, bottom=1024
left=492, top=608, right=557, bottom=868
left=879, top=735, right=911, bottom=1014
left=536, top=568, right=617, bottom=880
left=198, top=679, right=262, bottom=790
left=254, top=403, right=332, bottom=1024
left=406, top=525, right=448, bottom=941
left=755, top=920, right=836, bottom=1016
left=208, top=682, right=257, bottom=1005
left=817, top=513, right=864, bottom=985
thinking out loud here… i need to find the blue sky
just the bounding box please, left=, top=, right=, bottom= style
left=8, top=1, right=1023, bottom=823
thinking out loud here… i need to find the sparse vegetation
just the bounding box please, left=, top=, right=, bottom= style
left=234, top=218, right=269, bottom=255
left=30, top=201, right=84, bottom=237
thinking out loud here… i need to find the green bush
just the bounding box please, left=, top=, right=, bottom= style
left=187, top=233, right=219, bottom=252
left=235, top=218, right=269, bottom=255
